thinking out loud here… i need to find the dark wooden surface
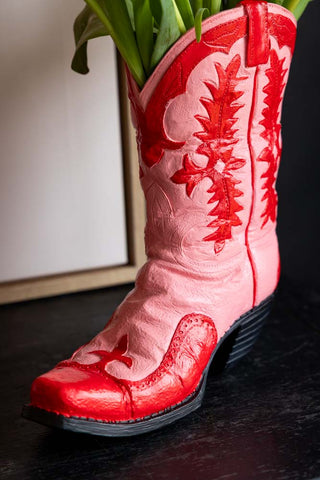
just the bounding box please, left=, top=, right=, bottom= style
left=1, top=278, right=319, bottom=480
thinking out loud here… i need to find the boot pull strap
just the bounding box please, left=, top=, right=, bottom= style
left=241, top=0, right=270, bottom=67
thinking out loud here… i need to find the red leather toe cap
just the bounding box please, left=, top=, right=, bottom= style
left=30, top=366, right=132, bottom=422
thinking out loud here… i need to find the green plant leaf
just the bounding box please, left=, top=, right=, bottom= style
left=133, top=0, right=154, bottom=74
left=282, top=0, right=300, bottom=9
left=209, top=0, right=223, bottom=14
left=293, top=0, right=312, bottom=19
left=203, top=0, right=223, bottom=15
left=225, top=0, right=241, bottom=8
left=150, top=0, right=182, bottom=70
left=84, top=0, right=146, bottom=87
left=174, top=0, right=195, bottom=29
left=125, top=0, right=135, bottom=29
left=73, top=0, right=311, bottom=89
left=72, top=6, right=109, bottom=75
left=194, top=7, right=210, bottom=42
left=190, top=0, right=203, bottom=16
left=172, top=1, right=187, bottom=33
left=150, top=0, right=162, bottom=26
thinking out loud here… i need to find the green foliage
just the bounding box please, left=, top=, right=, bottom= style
left=282, top=0, right=300, bottom=10
left=133, top=0, right=154, bottom=75
left=293, top=0, right=312, bottom=20
left=72, top=0, right=312, bottom=87
left=150, top=0, right=182, bottom=70
left=72, top=6, right=108, bottom=75
left=81, top=0, right=146, bottom=86
left=194, top=7, right=210, bottom=41
left=174, top=0, right=195, bottom=29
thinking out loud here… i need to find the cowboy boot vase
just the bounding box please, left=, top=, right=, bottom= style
left=23, top=1, right=297, bottom=436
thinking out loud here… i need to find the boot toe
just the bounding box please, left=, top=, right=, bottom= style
left=30, top=366, right=132, bottom=422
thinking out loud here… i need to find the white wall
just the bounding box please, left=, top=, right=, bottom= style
left=0, top=0, right=128, bottom=282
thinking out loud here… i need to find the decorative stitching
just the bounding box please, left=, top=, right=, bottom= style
left=129, top=11, right=295, bottom=172
left=31, top=296, right=273, bottom=424
left=58, top=313, right=217, bottom=397
left=258, top=49, right=287, bottom=227
left=58, top=334, right=132, bottom=373
left=246, top=66, right=260, bottom=307
left=127, top=313, right=217, bottom=391
left=269, top=13, right=296, bottom=54
left=171, top=55, right=247, bottom=254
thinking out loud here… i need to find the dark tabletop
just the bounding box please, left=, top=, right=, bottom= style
left=0, top=277, right=319, bottom=480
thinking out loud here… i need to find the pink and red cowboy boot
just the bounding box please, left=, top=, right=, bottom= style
left=23, top=1, right=296, bottom=436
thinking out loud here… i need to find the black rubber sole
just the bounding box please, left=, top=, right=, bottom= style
left=22, top=294, right=274, bottom=437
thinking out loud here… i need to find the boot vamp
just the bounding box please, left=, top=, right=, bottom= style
left=30, top=309, right=217, bottom=421
left=71, top=257, right=253, bottom=382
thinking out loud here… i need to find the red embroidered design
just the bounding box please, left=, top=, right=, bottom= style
left=58, top=335, right=132, bottom=374
left=258, top=49, right=287, bottom=227
left=171, top=55, right=246, bottom=253
left=127, top=18, right=247, bottom=169
left=57, top=314, right=217, bottom=402
left=269, top=13, right=296, bottom=55
left=128, top=313, right=217, bottom=390
left=202, top=17, right=247, bottom=53
left=128, top=82, right=184, bottom=168
left=128, top=12, right=295, bottom=170
left=127, top=69, right=185, bottom=168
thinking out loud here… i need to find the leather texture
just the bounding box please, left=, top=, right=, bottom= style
left=30, top=3, right=296, bottom=423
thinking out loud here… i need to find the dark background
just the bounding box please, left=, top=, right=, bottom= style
left=278, top=0, right=320, bottom=288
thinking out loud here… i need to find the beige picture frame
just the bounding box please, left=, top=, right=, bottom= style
left=0, top=57, right=146, bottom=305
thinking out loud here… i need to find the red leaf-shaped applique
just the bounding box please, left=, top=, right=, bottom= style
left=88, top=334, right=132, bottom=370
left=171, top=154, right=212, bottom=198
left=203, top=17, right=247, bottom=54
left=258, top=50, right=287, bottom=227
left=127, top=80, right=184, bottom=168
left=269, top=13, right=296, bottom=55
left=195, top=56, right=247, bottom=146
left=58, top=334, right=133, bottom=374
left=172, top=55, right=246, bottom=254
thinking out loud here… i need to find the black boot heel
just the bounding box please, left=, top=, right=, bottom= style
left=212, top=294, right=274, bottom=374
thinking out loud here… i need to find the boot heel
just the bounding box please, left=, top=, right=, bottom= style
left=212, top=295, right=274, bottom=374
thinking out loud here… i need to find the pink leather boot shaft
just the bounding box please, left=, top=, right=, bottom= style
left=27, top=3, right=297, bottom=426
left=64, top=3, right=296, bottom=381
left=126, top=3, right=296, bottom=335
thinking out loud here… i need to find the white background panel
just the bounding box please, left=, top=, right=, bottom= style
left=0, top=0, right=128, bottom=282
